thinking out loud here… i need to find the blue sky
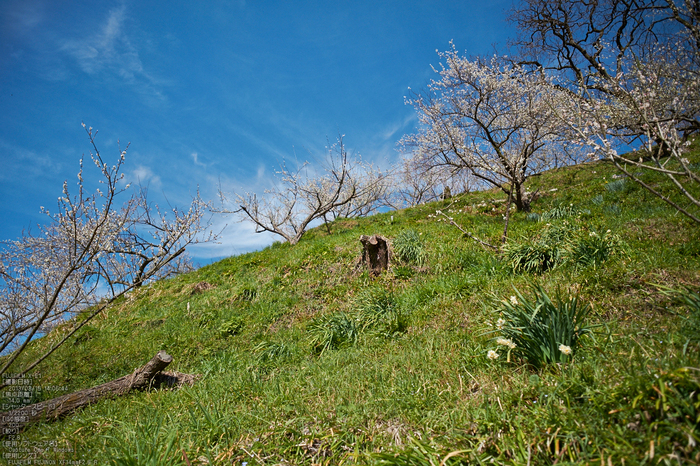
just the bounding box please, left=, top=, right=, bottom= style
left=0, top=0, right=513, bottom=264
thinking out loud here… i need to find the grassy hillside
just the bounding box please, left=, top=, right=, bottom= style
left=3, top=148, right=700, bottom=465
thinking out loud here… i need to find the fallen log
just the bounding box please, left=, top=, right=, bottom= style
left=0, top=350, right=192, bottom=435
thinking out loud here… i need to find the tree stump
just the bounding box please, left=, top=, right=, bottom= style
left=442, top=186, right=452, bottom=200
left=359, top=235, right=389, bottom=276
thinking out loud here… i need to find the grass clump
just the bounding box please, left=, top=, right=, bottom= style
left=569, top=229, right=625, bottom=268
left=234, top=285, right=257, bottom=302
left=540, top=202, right=580, bottom=221
left=678, top=287, right=700, bottom=338
left=504, top=222, right=624, bottom=273
left=252, top=341, right=293, bottom=367
left=487, top=286, right=594, bottom=368
left=659, top=285, right=700, bottom=342
left=503, top=240, right=563, bottom=273
left=503, top=223, right=575, bottom=273
left=605, top=177, right=628, bottom=193
left=356, top=288, right=407, bottom=335
left=308, top=312, right=359, bottom=354
left=218, top=316, right=244, bottom=336
left=526, top=212, right=541, bottom=222
left=392, top=229, right=427, bottom=266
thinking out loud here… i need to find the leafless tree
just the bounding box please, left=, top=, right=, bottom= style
left=0, top=124, right=215, bottom=386
left=511, top=0, right=699, bottom=93
left=325, top=155, right=392, bottom=221
left=387, top=157, right=477, bottom=209
left=218, top=136, right=390, bottom=245
left=511, top=0, right=700, bottom=223
left=403, top=48, right=576, bottom=213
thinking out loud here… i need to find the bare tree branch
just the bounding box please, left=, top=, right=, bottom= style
left=216, top=136, right=390, bottom=245
left=0, top=124, right=216, bottom=385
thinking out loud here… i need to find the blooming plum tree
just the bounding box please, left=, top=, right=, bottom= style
left=557, top=50, right=700, bottom=223
left=386, top=156, right=475, bottom=209
left=511, top=0, right=700, bottom=223
left=403, top=48, right=575, bottom=213
left=0, top=124, right=215, bottom=384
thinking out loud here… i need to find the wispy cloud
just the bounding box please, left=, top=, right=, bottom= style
left=0, top=138, right=64, bottom=181
left=61, top=5, right=127, bottom=74
left=188, top=217, right=276, bottom=262
left=191, top=152, right=207, bottom=167
left=380, top=113, right=416, bottom=142
left=4, top=1, right=44, bottom=32
left=59, top=4, right=164, bottom=99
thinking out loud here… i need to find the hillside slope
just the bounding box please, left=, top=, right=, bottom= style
left=3, top=150, right=700, bottom=465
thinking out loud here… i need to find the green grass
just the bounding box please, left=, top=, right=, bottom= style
left=392, top=229, right=427, bottom=267
left=2, top=151, right=700, bottom=465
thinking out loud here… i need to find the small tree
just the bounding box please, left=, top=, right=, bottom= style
left=0, top=124, right=214, bottom=385
left=403, top=47, right=575, bottom=213
left=325, top=156, right=391, bottom=221
left=219, top=136, right=389, bottom=245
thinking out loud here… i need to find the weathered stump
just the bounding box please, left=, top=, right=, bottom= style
left=359, top=234, right=389, bottom=276
left=0, top=350, right=194, bottom=435
left=442, top=186, right=452, bottom=200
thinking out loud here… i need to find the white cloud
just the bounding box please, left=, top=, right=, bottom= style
left=187, top=216, right=276, bottom=262
left=127, top=165, right=162, bottom=189
left=191, top=152, right=206, bottom=167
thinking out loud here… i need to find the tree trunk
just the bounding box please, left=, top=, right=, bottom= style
left=359, top=235, right=389, bottom=276
left=0, top=350, right=186, bottom=435
left=513, top=183, right=531, bottom=212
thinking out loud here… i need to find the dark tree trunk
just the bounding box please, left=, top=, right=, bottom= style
left=0, top=351, right=194, bottom=435
left=359, top=235, right=389, bottom=276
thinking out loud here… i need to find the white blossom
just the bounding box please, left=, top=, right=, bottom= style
left=0, top=124, right=216, bottom=382
left=496, top=318, right=506, bottom=330
left=217, top=136, right=390, bottom=245
left=496, top=338, right=516, bottom=349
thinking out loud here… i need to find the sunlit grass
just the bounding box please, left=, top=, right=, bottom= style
left=3, top=153, right=700, bottom=464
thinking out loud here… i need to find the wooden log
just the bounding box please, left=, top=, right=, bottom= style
left=1, top=350, right=174, bottom=435
left=359, top=234, right=389, bottom=276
